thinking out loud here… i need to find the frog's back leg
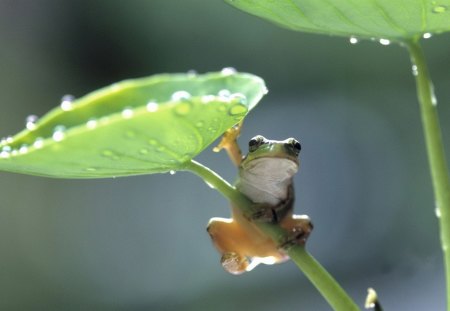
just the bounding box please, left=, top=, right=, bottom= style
left=207, top=217, right=286, bottom=274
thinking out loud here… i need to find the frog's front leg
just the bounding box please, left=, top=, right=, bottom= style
left=279, top=214, right=313, bottom=249
left=213, top=122, right=243, bottom=166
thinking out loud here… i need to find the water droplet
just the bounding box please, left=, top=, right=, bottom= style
left=52, top=125, right=66, bottom=142
left=19, top=144, right=28, bottom=154
left=139, top=148, right=149, bottom=155
left=148, top=139, right=157, bottom=146
left=218, top=89, right=231, bottom=98
left=169, top=170, right=176, bottom=175
left=111, top=83, right=121, bottom=92
left=432, top=4, right=447, bottom=13
left=431, top=84, right=438, bottom=106
left=432, top=95, right=438, bottom=106
left=25, top=115, right=39, bottom=131
left=146, top=101, right=158, bottom=112
left=435, top=204, right=441, bottom=218
left=195, top=121, right=204, bottom=128
left=122, top=107, right=134, bottom=119
left=221, top=67, right=237, bottom=76
left=86, top=119, right=98, bottom=129
left=230, top=93, right=247, bottom=104
left=86, top=167, right=97, bottom=172
left=0, top=150, right=10, bottom=158
left=411, top=65, right=418, bottom=76
left=174, top=102, right=192, bottom=116
left=379, top=38, right=391, bottom=46
left=201, top=95, right=216, bottom=104
left=6, top=136, right=13, bottom=144
left=205, top=181, right=215, bottom=189
left=33, top=137, right=44, bottom=149
left=349, top=36, right=359, bottom=44
left=187, top=70, right=197, bottom=77
left=60, top=94, right=75, bottom=111
left=101, top=149, right=120, bottom=160
left=423, top=32, right=432, bottom=39
left=171, top=90, right=191, bottom=101
left=228, top=103, right=248, bottom=116
left=1, top=145, right=12, bottom=152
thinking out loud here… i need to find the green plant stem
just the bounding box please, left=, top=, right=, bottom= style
left=183, top=159, right=360, bottom=311
left=405, top=39, right=450, bottom=310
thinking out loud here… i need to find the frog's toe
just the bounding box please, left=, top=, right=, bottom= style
left=221, top=252, right=249, bottom=275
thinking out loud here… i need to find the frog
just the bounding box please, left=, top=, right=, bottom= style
left=207, top=124, right=313, bottom=275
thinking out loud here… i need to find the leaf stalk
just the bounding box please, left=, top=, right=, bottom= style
left=183, top=159, right=360, bottom=311
left=405, top=39, right=450, bottom=310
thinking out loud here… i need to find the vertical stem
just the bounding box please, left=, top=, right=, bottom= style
left=406, top=39, right=450, bottom=310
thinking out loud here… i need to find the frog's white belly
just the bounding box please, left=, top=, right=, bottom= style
left=236, top=158, right=298, bottom=206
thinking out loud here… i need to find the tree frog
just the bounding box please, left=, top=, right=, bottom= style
left=207, top=125, right=313, bottom=275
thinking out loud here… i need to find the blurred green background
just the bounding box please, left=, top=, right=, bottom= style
left=1, top=1, right=449, bottom=310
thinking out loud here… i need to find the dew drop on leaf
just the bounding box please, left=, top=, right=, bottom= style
left=221, top=67, right=237, bottom=76
left=201, top=95, right=215, bottom=104
left=19, top=144, right=28, bottom=154
left=122, top=107, right=134, bottom=119
left=230, top=93, right=247, bottom=104
left=0, top=150, right=10, bottom=159
left=1, top=145, right=12, bottom=153
left=52, top=125, right=66, bottom=142
left=101, top=149, right=120, bottom=160
left=60, top=95, right=75, bottom=111
left=33, top=137, right=44, bottom=149
left=349, top=36, right=359, bottom=44
left=379, top=38, right=391, bottom=45
left=146, top=101, right=158, bottom=112
left=218, top=89, right=231, bottom=98
left=25, top=115, right=39, bottom=131
left=432, top=5, right=447, bottom=13
left=423, top=32, right=432, bottom=39
left=171, top=90, right=191, bottom=101
left=169, top=170, right=176, bottom=175
left=86, top=119, right=98, bottom=129
left=174, top=102, right=192, bottom=116
left=139, top=148, right=149, bottom=155
left=228, top=103, right=248, bottom=116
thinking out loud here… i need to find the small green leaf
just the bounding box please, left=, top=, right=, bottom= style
left=225, top=0, right=450, bottom=40
left=0, top=70, right=267, bottom=178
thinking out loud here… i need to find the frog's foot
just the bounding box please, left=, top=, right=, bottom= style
left=279, top=215, right=313, bottom=250
left=213, top=122, right=243, bottom=166
left=221, top=252, right=250, bottom=275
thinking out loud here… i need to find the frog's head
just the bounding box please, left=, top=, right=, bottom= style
left=240, top=135, right=301, bottom=180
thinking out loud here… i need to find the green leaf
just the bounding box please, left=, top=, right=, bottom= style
left=0, top=70, right=267, bottom=178
left=225, top=0, right=450, bottom=41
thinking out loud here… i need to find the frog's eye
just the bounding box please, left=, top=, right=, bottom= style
left=248, top=135, right=266, bottom=152
left=286, top=138, right=301, bottom=155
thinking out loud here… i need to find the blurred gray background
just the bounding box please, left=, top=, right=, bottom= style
left=0, top=1, right=449, bottom=310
